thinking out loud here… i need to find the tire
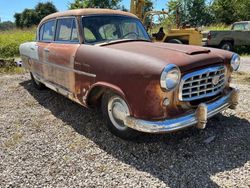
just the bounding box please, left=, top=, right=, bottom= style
left=220, top=41, right=233, bottom=51
left=167, top=39, right=183, bottom=44
left=30, top=72, right=46, bottom=90
left=101, top=92, right=140, bottom=140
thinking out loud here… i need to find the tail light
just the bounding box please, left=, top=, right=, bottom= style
left=207, top=32, right=211, bottom=40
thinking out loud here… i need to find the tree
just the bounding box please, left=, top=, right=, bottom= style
left=14, top=13, right=23, bottom=28
left=14, top=2, right=58, bottom=28
left=35, top=2, right=58, bottom=21
left=167, top=0, right=186, bottom=27
left=144, top=0, right=153, bottom=13
left=211, top=0, right=238, bottom=24
left=167, top=0, right=214, bottom=27
left=212, top=0, right=250, bottom=24
left=20, top=9, right=39, bottom=28
left=0, top=21, right=15, bottom=31
left=186, top=0, right=214, bottom=26
left=68, top=0, right=121, bottom=9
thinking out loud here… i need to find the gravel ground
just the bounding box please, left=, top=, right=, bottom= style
left=0, top=73, right=249, bottom=188
left=240, top=57, right=250, bottom=73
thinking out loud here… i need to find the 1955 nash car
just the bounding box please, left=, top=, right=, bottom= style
left=20, top=9, right=240, bottom=139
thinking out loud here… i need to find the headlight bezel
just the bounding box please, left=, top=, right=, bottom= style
left=230, top=53, right=241, bottom=71
left=160, top=64, right=181, bottom=91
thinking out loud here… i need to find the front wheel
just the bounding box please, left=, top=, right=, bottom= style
left=101, top=92, right=139, bottom=140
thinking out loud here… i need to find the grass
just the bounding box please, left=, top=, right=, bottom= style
left=203, top=23, right=230, bottom=31
left=0, top=58, right=26, bottom=74
left=0, top=28, right=36, bottom=59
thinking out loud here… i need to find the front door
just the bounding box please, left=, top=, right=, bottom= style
left=46, top=17, right=80, bottom=93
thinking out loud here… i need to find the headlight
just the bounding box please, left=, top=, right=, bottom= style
left=230, top=53, right=240, bottom=71
left=160, top=64, right=181, bottom=90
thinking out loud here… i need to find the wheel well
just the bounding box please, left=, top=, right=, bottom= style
left=220, top=39, right=234, bottom=46
left=86, top=86, right=106, bottom=107
left=86, top=86, right=126, bottom=108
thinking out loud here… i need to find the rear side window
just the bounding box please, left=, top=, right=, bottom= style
left=232, top=23, right=248, bottom=31
left=55, top=18, right=79, bottom=42
left=40, top=20, right=56, bottom=41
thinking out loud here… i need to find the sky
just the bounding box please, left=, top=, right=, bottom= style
left=0, top=0, right=168, bottom=22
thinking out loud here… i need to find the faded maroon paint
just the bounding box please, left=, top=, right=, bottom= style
left=75, top=43, right=233, bottom=120
left=47, top=43, right=79, bottom=93
left=29, top=9, right=234, bottom=121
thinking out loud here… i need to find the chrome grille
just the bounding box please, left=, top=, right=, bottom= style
left=179, top=66, right=226, bottom=102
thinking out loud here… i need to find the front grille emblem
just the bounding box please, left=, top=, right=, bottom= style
left=212, top=75, right=220, bottom=85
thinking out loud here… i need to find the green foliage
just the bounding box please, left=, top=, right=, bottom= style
left=0, top=21, right=15, bottom=31
left=144, top=0, right=153, bottom=13
left=203, top=23, right=229, bottom=30
left=212, top=0, right=250, bottom=24
left=167, top=0, right=214, bottom=27
left=211, top=0, right=238, bottom=24
left=68, top=0, right=121, bottom=9
left=186, top=0, right=214, bottom=26
left=14, top=2, right=57, bottom=28
left=0, top=28, right=36, bottom=58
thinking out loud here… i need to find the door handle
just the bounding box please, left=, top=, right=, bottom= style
left=44, top=48, right=50, bottom=53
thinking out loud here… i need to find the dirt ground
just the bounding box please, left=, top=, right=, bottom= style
left=0, top=73, right=249, bottom=187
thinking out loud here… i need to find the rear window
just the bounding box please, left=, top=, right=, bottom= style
left=40, top=20, right=56, bottom=41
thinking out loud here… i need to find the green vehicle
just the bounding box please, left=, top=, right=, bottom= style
left=202, top=21, right=250, bottom=51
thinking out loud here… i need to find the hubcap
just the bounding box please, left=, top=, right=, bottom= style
left=108, top=96, right=129, bottom=131
left=222, top=44, right=231, bottom=51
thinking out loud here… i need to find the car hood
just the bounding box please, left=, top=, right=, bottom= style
left=104, top=41, right=231, bottom=72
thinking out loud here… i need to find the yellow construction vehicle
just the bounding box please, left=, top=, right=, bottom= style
left=130, top=0, right=202, bottom=46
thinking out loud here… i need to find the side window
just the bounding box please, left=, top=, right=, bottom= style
left=41, top=20, right=56, bottom=41
left=232, top=24, right=246, bottom=31
left=55, top=18, right=79, bottom=42
left=99, top=24, right=118, bottom=40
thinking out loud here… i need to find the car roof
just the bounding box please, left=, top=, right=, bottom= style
left=233, top=21, right=250, bottom=24
left=40, top=8, right=138, bottom=23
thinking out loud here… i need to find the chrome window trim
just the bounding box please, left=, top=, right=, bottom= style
left=81, top=14, right=151, bottom=45
left=54, top=16, right=80, bottom=43
left=179, top=65, right=227, bottom=102
left=38, top=16, right=80, bottom=44
left=37, top=19, right=56, bottom=42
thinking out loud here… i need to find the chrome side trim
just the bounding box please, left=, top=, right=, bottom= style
left=37, top=60, right=96, bottom=78
left=124, top=88, right=238, bottom=133
left=33, top=73, right=84, bottom=106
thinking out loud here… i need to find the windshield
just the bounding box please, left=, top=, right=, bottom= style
left=82, top=15, right=150, bottom=45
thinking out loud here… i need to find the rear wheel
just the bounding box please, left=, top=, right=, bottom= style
left=30, top=72, right=45, bottom=90
left=220, top=41, right=233, bottom=51
left=101, top=92, right=139, bottom=140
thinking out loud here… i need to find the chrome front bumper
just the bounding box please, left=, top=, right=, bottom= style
left=124, top=88, right=239, bottom=133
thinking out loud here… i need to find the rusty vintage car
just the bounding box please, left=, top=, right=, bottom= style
left=19, top=9, right=240, bottom=139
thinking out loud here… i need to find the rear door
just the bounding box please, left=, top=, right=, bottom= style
left=47, top=17, right=80, bottom=93
left=36, top=19, right=56, bottom=78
